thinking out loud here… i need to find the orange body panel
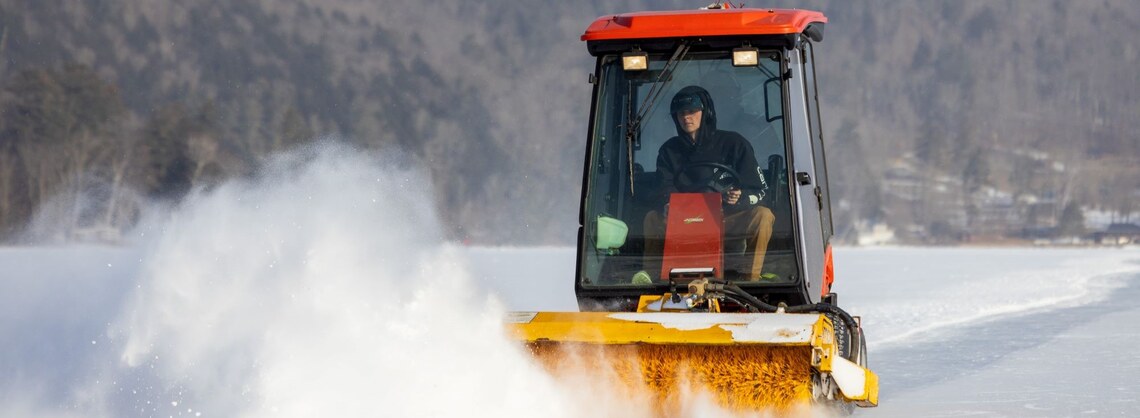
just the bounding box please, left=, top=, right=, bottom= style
left=661, top=193, right=724, bottom=279
left=582, top=8, right=826, bottom=41
left=821, top=244, right=834, bottom=296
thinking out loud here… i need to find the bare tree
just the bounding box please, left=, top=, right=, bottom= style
left=0, top=65, right=125, bottom=239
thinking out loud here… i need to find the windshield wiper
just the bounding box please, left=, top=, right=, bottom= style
left=627, top=41, right=690, bottom=141
left=625, top=41, right=690, bottom=194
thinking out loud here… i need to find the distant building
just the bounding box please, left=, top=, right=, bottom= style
left=1091, top=223, right=1140, bottom=245
left=854, top=221, right=896, bottom=246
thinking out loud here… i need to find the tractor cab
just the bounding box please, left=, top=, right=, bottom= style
left=510, top=7, right=878, bottom=410
left=575, top=7, right=835, bottom=311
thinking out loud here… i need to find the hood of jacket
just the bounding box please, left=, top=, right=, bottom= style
left=670, top=85, right=718, bottom=145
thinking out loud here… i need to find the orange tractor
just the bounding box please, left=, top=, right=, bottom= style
left=508, top=4, right=878, bottom=413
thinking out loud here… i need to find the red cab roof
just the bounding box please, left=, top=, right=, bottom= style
left=582, top=8, right=826, bottom=42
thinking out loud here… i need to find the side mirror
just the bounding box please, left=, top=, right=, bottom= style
left=595, top=215, right=628, bottom=254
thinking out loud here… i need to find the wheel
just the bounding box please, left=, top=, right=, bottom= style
left=824, top=311, right=853, bottom=360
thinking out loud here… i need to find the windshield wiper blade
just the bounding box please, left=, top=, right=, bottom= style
left=628, top=41, right=690, bottom=138
left=625, top=42, right=690, bottom=195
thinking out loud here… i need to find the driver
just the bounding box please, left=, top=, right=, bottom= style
left=643, top=85, right=775, bottom=281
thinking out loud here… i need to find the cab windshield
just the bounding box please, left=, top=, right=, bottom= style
left=581, top=50, right=800, bottom=287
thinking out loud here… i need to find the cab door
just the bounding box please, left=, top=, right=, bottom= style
left=786, top=40, right=832, bottom=302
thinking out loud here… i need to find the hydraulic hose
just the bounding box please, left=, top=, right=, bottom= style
left=721, top=282, right=780, bottom=312
left=698, top=279, right=859, bottom=331
left=784, top=302, right=860, bottom=338
left=711, top=280, right=863, bottom=357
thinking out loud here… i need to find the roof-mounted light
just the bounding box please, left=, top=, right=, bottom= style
left=622, top=51, right=648, bottom=71
left=732, top=47, right=759, bottom=67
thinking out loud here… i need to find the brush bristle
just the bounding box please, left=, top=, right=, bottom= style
left=529, top=343, right=814, bottom=413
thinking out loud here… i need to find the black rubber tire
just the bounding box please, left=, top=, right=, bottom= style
left=824, top=311, right=853, bottom=360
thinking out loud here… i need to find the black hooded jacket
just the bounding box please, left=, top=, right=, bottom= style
left=654, top=86, right=768, bottom=212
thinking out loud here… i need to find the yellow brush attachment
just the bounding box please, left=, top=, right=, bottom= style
left=528, top=343, right=814, bottom=413
left=508, top=310, right=878, bottom=412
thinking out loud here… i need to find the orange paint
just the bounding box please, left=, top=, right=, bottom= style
left=821, top=244, right=834, bottom=296
left=582, top=9, right=827, bottom=41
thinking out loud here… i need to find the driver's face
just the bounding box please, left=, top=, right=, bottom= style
left=676, top=109, right=702, bottom=138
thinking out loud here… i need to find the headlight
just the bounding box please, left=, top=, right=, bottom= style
left=732, top=47, right=759, bottom=67
left=622, top=51, right=648, bottom=71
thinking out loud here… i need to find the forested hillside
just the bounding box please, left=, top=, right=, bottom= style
left=799, top=1, right=1140, bottom=242
left=1, top=0, right=1137, bottom=244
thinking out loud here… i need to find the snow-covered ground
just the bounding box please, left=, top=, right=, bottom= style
left=839, top=247, right=1140, bottom=417
left=3, top=148, right=1139, bottom=417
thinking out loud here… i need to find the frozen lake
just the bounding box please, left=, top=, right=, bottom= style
left=5, top=245, right=1137, bottom=417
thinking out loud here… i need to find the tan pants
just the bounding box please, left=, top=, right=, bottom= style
left=643, top=206, right=775, bottom=281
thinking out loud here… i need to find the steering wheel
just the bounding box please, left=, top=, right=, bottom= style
left=674, top=161, right=740, bottom=193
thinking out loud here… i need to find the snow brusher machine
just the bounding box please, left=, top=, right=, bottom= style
left=507, top=4, right=878, bottom=413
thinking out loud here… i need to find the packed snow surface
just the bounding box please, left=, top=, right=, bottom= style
left=2, top=146, right=1139, bottom=417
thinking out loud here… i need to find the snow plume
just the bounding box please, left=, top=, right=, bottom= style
left=95, top=143, right=583, bottom=417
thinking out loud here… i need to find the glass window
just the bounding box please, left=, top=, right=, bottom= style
left=802, top=42, right=834, bottom=242
left=580, top=51, right=800, bottom=287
